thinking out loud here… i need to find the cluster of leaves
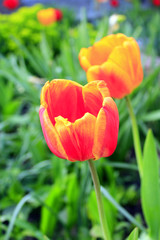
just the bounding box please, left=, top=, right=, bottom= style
left=0, top=4, right=74, bottom=56
left=125, top=5, right=160, bottom=55
left=0, top=4, right=160, bottom=240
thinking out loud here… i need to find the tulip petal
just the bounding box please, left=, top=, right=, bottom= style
left=40, top=81, right=50, bottom=108
left=100, top=60, right=132, bottom=98
left=136, top=64, right=143, bottom=88
left=79, top=48, right=91, bottom=72
left=41, top=80, right=86, bottom=124
left=73, top=113, right=96, bottom=161
left=93, top=97, right=119, bottom=160
left=82, top=80, right=110, bottom=117
left=86, top=65, right=102, bottom=83
left=89, top=44, right=111, bottom=65
left=86, top=63, right=131, bottom=99
left=79, top=34, right=129, bottom=70
left=39, top=107, right=67, bottom=159
left=123, top=40, right=143, bottom=87
left=100, top=40, right=143, bottom=98
left=88, top=34, right=127, bottom=65
left=54, top=113, right=96, bottom=161
left=108, top=45, right=134, bottom=80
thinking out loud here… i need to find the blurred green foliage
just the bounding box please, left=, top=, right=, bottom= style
left=0, top=4, right=74, bottom=55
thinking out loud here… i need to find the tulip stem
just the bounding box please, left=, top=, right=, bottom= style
left=125, top=96, right=143, bottom=178
left=88, top=159, right=111, bottom=240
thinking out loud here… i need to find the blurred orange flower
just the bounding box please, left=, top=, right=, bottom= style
left=37, top=8, right=63, bottom=26
left=39, top=79, right=119, bottom=162
left=79, top=33, right=143, bottom=99
left=3, top=0, right=19, bottom=10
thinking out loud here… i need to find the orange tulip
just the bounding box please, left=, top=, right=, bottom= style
left=39, top=79, right=119, bottom=162
left=37, top=8, right=63, bottom=26
left=79, top=33, right=143, bottom=99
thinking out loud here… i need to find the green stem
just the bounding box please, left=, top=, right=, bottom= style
left=125, top=96, right=143, bottom=178
left=88, top=159, right=111, bottom=240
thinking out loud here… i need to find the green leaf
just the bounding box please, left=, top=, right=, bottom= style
left=78, top=8, right=90, bottom=48
left=141, top=110, right=160, bottom=122
left=101, top=186, right=145, bottom=231
left=126, top=228, right=138, bottom=240
left=141, top=130, right=160, bottom=239
left=87, top=190, right=117, bottom=235
left=4, top=194, right=32, bottom=240
left=66, top=173, right=79, bottom=226
left=90, top=225, right=103, bottom=238
left=40, top=181, right=64, bottom=237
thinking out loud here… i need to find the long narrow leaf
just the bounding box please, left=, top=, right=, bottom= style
left=4, top=194, right=32, bottom=240
left=141, top=130, right=160, bottom=239
left=101, top=186, right=145, bottom=231
left=127, top=228, right=139, bottom=240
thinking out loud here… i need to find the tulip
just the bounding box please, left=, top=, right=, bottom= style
left=79, top=33, right=143, bottom=99
left=54, top=9, right=63, bottom=21
left=110, top=0, right=119, bottom=7
left=37, top=8, right=63, bottom=26
left=3, top=0, right=19, bottom=10
left=39, top=79, right=119, bottom=162
left=152, top=0, right=160, bottom=6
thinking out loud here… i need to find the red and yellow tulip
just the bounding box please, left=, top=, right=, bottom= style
left=79, top=33, right=143, bottom=99
left=110, top=0, right=119, bottom=7
left=39, top=79, right=119, bottom=162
